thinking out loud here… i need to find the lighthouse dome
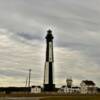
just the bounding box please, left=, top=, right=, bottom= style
left=46, top=29, right=54, bottom=40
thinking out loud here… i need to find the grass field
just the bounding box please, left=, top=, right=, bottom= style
left=40, top=95, right=100, bottom=100
left=0, top=93, right=100, bottom=100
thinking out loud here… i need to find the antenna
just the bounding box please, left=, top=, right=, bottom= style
left=28, top=69, right=32, bottom=87
left=25, top=76, right=28, bottom=87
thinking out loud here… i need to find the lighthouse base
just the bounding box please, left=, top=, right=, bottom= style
left=44, top=84, right=55, bottom=92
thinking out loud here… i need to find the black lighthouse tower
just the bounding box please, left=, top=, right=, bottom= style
left=44, top=30, right=55, bottom=91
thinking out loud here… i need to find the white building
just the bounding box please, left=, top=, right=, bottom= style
left=58, top=77, right=80, bottom=94
left=80, top=80, right=96, bottom=94
left=31, top=86, right=42, bottom=93
left=58, top=85, right=80, bottom=94
left=71, top=87, right=80, bottom=93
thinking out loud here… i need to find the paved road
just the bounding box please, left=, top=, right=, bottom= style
left=0, top=97, right=41, bottom=100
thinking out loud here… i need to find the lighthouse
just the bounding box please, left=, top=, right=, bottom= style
left=44, top=29, right=55, bottom=91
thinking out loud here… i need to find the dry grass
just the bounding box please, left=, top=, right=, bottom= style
left=40, top=95, right=100, bottom=100
left=0, top=93, right=100, bottom=100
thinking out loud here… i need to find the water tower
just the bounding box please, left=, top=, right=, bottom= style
left=66, top=77, right=73, bottom=88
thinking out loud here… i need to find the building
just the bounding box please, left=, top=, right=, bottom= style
left=80, top=80, right=96, bottom=94
left=58, top=86, right=80, bottom=94
left=58, top=78, right=80, bottom=94
left=31, top=86, right=42, bottom=93
left=58, top=85, right=66, bottom=93
left=96, top=87, right=100, bottom=93
left=71, top=87, right=80, bottom=93
left=43, top=30, right=55, bottom=91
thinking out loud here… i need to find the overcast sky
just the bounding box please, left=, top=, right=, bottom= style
left=0, top=0, right=100, bottom=87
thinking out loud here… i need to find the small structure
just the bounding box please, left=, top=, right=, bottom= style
left=80, top=80, right=96, bottom=94
left=31, top=86, right=42, bottom=93
left=71, top=87, right=80, bottom=93
left=58, top=85, right=80, bottom=94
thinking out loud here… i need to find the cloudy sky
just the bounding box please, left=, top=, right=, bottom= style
left=0, top=0, right=100, bottom=87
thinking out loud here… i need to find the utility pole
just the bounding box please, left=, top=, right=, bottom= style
left=28, top=69, right=31, bottom=87
left=25, top=76, right=28, bottom=87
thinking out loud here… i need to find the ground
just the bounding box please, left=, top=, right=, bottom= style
left=0, top=93, right=100, bottom=100
left=40, top=95, right=100, bottom=100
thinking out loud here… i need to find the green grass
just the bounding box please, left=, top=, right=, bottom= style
left=40, top=95, right=100, bottom=100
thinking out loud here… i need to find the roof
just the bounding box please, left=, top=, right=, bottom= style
left=61, top=85, right=66, bottom=88
left=72, top=87, right=80, bottom=89
left=31, top=86, right=41, bottom=88
left=82, top=80, right=95, bottom=86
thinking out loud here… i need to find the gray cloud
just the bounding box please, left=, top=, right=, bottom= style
left=16, top=32, right=41, bottom=41
left=0, top=0, right=100, bottom=87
